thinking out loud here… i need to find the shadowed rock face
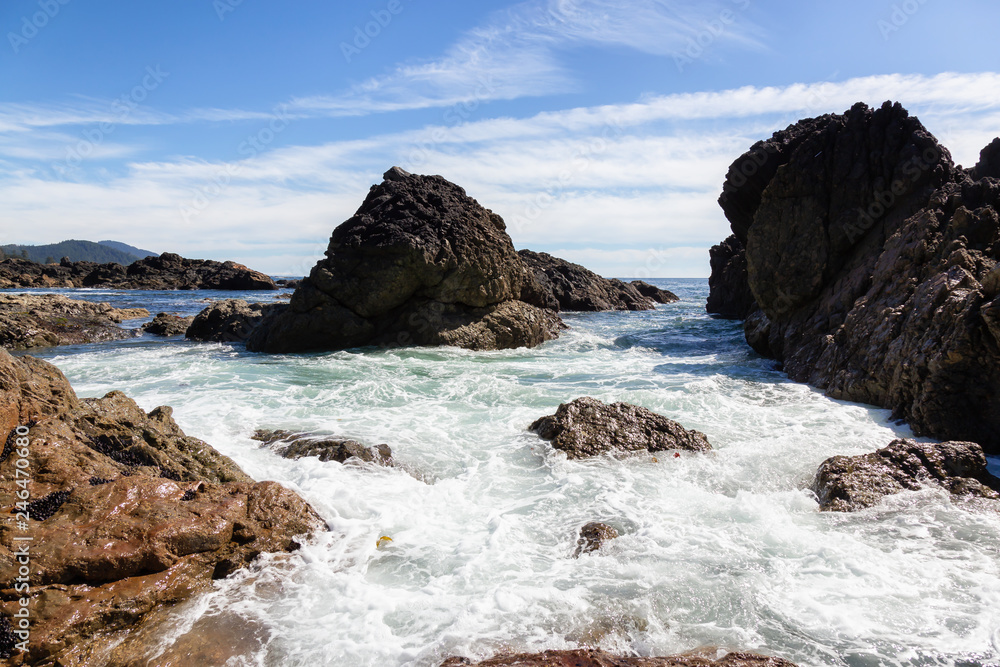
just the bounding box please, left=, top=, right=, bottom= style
left=247, top=168, right=563, bottom=353
left=252, top=429, right=393, bottom=465
left=517, top=250, right=673, bottom=311
left=0, top=293, right=148, bottom=350
left=707, top=101, right=1000, bottom=454
left=529, top=397, right=712, bottom=458
left=0, top=350, right=325, bottom=666
left=440, top=648, right=799, bottom=667
left=142, top=312, right=195, bottom=336
left=0, top=253, right=276, bottom=290
left=812, top=439, right=1000, bottom=512
left=186, top=299, right=284, bottom=343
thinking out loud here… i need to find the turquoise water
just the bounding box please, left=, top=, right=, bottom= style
left=22, top=280, right=1000, bottom=667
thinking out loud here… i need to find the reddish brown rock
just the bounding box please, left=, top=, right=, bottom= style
left=0, top=349, right=324, bottom=666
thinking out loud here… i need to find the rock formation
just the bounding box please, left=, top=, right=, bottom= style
left=629, top=280, right=679, bottom=304
left=574, top=521, right=619, bottom=557
left=530, top=397, right=712, bottom=458
left=247, top=167, right=563, bottom=353
left=186, top=299, right=282, bottom=343
left=141, top=312, right=195, bottom=336
left=0, top=350, right=324, bottom=665
left=518, top=250, right=671, bottom=311
left=0, top=253, right=276, bottom=290
left=441, top=649, right=798, bottom=667
left=707, top=101, right=1000, bottom=454
left=812, top=439, right=1000, bottom=511
left=252, top=429, right=393, bottom=465
left=0, top=293, right=148, bottom=350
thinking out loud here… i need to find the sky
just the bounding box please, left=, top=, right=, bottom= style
left=2, top=0, right=1000, bottom=278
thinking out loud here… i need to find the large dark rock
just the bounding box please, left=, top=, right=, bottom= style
left=247, top=168, right=563, bottom=353
left=0, top=253, right=276, bottom=291
left=186, top=299, right=285, bottom=343
left=706, top=235, right=755, bottom=319
left=812, top=439, right=1000, bottom=511
left=441, top=649, right=798, bottom=667
left=0, top=350, right=325, bottom=666
left=252, top=429, right=392, bottom=465
left=517, top=249, right=657, bottom=311
left=529, top=397, right=711, bottom=458
left=0, top=293, right=148, bottom=350
left=707, top=101, right=1000, bottom=454
left=629, top=280, right=679, bottom=304
left=141, top=312, right=195, bottom=336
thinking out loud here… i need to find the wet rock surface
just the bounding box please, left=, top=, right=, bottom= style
left=518, top=250, right=660, bottom=312
left=253, top=429, right=393, bottom=465
left=530, top=397, right=712, bottom=459
left=0, top=253, right=277, bottom=290
left=441, top=648, right=799, bottom=666
left=141, top=312, right=195, bottom=336
left=0, top=350, right=325, bottom=666
left=574, top=521, right=619, bottom=557
left=248, top=167, right=563, bottom=353
left=629, top=280, right=679, bottom=305
left=0, top=293, right=148, bottom=350
left=812, top=438, right=1000, bottom=511
left=186, top=298, right=285, bottom=343
left=707, top=101, right=1000, bottom=454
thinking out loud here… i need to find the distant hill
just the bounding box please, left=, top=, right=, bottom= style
left=0, top=240, right=158, bottom=265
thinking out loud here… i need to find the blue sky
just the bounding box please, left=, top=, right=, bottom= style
left=2, top=0, right=1000, bottom=277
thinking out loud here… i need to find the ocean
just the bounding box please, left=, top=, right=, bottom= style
left=15, top=279, right=1000, bottom=667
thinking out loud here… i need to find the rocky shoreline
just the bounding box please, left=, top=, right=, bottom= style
left=0, top=293, right=148, bottom=350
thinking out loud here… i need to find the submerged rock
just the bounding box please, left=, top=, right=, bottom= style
left=574, top=521, right=619, bottom=557
left=0, top=253, right=277, bottom=290
left=441, top=648, right=798, bottom=666
left=253, top=429, right=392, bottom=465
left=529, top=397, right=712, bottom=458
left=707, top=101, right=1000, bottom=454
left=518, top=249, right=658, bottom=311
left=247, top=168, right=563, bottom=353
left=812, top=439, right=1000, bottom=511
left=186, top=299, right=284, bottom=343
left=0, top=349, right=325, bottom=666
left=142, top=312, right=195, bottom=336
left=0, top=293, right=148, bottom=350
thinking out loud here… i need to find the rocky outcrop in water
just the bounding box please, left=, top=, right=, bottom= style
left=629, top=280, right=679, bottom=305
left=812, top=439, right=1000, bottom=511
left=574, top=522, right=619, bottom=557
left=253, top=429, right=393, bottom=465
left=518, top=250, right=668, bottom=311
left=0, top=293, right=148, bottom=350
left=247, top=167, right=563, bottom=353
left=441, top=649, right=798, bottom=666
left=530, top=397, right=712, bottom=458
left=707, top=101, right=1000, bottom=454
left=186, top=299, right=283, bottom=343
left=0, top=350, right=324, bottom=666
left=0, top=253, right=276, bottom=290
left=141, top=312, right=195, bottom=336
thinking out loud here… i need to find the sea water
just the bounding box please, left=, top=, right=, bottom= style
left=21, top=280, right=1000, bottom=667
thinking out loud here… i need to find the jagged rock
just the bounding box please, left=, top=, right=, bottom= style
left=141, top=312, right=195, bottom=336
left=812, top=439, right=1000, bottom=512
left=574, top=522, right=619, bottom=557
left=529, top=397, right=711, bottom=459
left=629, top=280, right=679, bottom=304
left=0, top=253, right=276, bottom=290
left=186, top=299, right=284, bottom=343
left=707, top=101, right=1000, bottom=453
left=440, top=649, right=798, bottom=667
left=0, top=350, right=325, bottom=666
left=971, top=137, right=1000, bottom=180
left=252, top=429, right=392, bottom=465
left=0, top=293, right=148, bottom=350
left=247, top=168, right=563, bottom=353
left=706, top=235, right=755, bottom=319
left=517, top=249, right=655, bottom=311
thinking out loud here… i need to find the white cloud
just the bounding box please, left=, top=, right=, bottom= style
left=2, top=73, right=999, bottom=277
